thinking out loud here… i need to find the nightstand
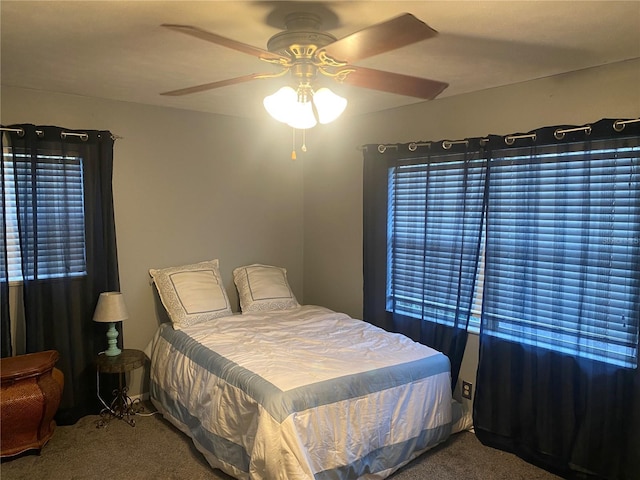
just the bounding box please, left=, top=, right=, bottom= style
left=96, top=348, right=147, bottom=427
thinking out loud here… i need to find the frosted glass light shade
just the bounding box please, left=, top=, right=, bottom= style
left=313, top=87, right=347, bottom=124
left=264, top=85, right=346, bottom=129
left=287, top=100, right=317, bottom=129
left=263, top=86, right=297, bottom=123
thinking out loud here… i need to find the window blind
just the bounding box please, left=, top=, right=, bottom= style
left=2, top=153, right=86, bottom=281
left=387, top=154, right=487, bottom=327
left=483, top=139, right=640, bottom=368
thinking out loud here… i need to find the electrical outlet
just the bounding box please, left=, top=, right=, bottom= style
left=462, top=381, right=473, bottom=400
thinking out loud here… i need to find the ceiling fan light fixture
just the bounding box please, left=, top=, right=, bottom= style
left=313, top=87, right=347, bottom=124
left=264, top=85, right=317, bottom=129
left=264, top=85, right=345, bottom=128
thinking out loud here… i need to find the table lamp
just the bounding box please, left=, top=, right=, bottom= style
left=93, top=291, right=128, bottom=356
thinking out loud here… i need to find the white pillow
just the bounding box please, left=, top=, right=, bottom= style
left=233, top=264, right=299, bottom=313
left=149, top=259, right=232, bottom=329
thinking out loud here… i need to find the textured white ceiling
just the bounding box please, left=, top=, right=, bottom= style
left=2, top=1, right=639, bottom=120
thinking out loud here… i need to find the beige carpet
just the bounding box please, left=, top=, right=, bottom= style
left=1, top=406, right=562, bottom=480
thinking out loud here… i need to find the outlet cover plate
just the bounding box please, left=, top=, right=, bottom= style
left=462, top=381, right=472, bottom=400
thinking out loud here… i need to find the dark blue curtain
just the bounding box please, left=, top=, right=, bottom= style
left=1, top=140, right=11, bottom=358
left=1, top=124, right=120, bottom=424
left=362, top=139, right=487, bottom=388
left=363, top=118, right=639, bottom=479
left=475, top=119, right=640, bottom=479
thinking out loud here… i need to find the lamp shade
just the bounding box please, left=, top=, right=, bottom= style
left=264, top=86, right=318, bottom=129
left=93, top=292, right=128, bottom=323
left=263, top=86, right=297, bottom=123
left=313, top=87, right=347, bottom=124
left=264, top=84, right=347, bottom=129
left=287, top=99, right=317, bottom=129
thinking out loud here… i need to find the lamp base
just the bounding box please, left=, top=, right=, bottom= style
left=104, top=322, right=122, bottom=357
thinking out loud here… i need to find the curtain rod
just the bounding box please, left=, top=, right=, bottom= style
left=0, top=127, right=122, bottom=141
left=359, top=118, right=640, bottom=152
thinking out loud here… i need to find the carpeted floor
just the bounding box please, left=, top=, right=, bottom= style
left=1, top=405, right=562, bottom=480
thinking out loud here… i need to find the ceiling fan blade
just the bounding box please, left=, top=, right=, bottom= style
left=320, top=13, right=438, bottom=63
left=160, top=73, right=264, bottom=96
left=341, top=66, right=448, bottom=100
left=162, top=24, right=288, bottom=63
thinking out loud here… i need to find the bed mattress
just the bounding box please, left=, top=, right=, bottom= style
left=148, top=305, right=462, bottom=479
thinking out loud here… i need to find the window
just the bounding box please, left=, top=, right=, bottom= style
left=386, top=136, right=639, bottom=368
left=387, top=153, right=486, bottom=332
left=2, top=149, right=86, bottom=282
left=483, top=141, right=639, bottom=368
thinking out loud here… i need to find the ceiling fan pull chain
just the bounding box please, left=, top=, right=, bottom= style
left=291, top=128, right=297, bottom=160
left=301, top=129, right=307, bottom=153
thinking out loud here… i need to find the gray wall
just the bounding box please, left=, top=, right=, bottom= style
left=2, top=59, right=639, bottom=401
left=302, top=58, right=640, bottom=404
left=1, top=87, right=304, bottom=395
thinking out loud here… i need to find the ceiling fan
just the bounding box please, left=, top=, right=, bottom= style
left=160, top=11, right=448, bottom=129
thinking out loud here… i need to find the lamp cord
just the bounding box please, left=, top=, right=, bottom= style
left=96, top=368, right=116, bottom=414
left=96, top=357, right=159, bottom=419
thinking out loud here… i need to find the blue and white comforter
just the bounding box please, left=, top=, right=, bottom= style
left=149, top=305, right=459, bottom=479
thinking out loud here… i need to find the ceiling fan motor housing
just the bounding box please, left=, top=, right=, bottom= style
left=267, top=12, right=337, bottom=58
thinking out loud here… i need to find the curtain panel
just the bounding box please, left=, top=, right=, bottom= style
left=1, top=124, right=120, bottom=424
left=475, top=118, right=640, bottom=480
left=363, top=117, right=639, bottom=479
left=1, top=144, right=11, bottom=357
left=362, top=139, right=488, bottom=389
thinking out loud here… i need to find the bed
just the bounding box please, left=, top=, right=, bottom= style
left=147, top=260, right=470, bottom=480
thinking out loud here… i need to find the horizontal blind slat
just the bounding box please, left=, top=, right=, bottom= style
left=388, top=158, right=484, bottom=328
left=2, top=152, right=87, bottom=282
left=484, top=138, right=639, bottom=368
